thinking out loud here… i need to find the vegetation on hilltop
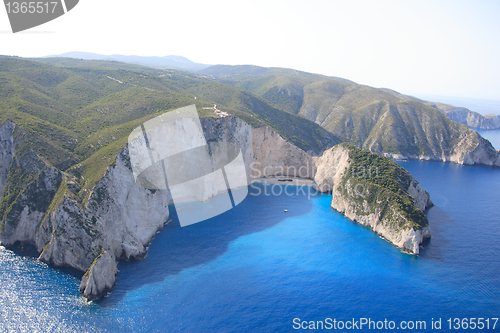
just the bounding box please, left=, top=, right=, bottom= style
left=201, top=64, right=493, bottom=159
left=0, top=56, right=340, bottom=208
left=340, top=143, right=428, bottom=230
left=32, top=57, right=163, bottom=75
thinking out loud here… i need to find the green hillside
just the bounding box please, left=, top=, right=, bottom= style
left=33, top=57, right=165, bottom=74
left=0, top=56, right=340, bottom=203
left=200, top=64, right=493, bottom=158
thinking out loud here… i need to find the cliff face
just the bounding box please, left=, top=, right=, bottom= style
left=201, top=117, right=316, bottom=180
left=380, top=130, right=500, bottom=168
left=59, top=147, right=170, bottom=301
left=449, top=132, right=500, bottom=166
left=446, top=108, right=500, bottom=130
left=79, top=250, right=117, bottom=300
left=201, top=66, right=500, bottom=167
left=428, top=102, right=500, bottom=130
left=0, top=133, right=171, bottom=300
left=250, top=126, right=315, bottom=179
left=0, top=121, right=63, bottom=250
left=85, top=147, right=171, bottom=262
left=0, top=117, right=433, bottom=300
left=314, top=144, right=432, bottom=254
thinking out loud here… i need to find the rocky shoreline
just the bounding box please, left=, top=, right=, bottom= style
left=0, top=117, right=433, bottom=300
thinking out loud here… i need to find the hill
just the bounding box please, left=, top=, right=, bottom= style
left=200, top=65, right=500, bottom=166
left=0, top=56, right=340, bottom=199
left=423, top=101, right=500, bottom=130
left=0, top=55, right=485, bottom=300
left=42, top=52, right=211, bottom=72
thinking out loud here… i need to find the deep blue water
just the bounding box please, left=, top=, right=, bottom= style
left=1, top=162, right=499, bottom=332
left=476, top=129, right=500, bottom=150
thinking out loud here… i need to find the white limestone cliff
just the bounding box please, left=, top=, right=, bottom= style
left=313, top=144, right=351, bottom=192
left=38, top=196, right=99, bottom=272
left=76, top=147, right=171, bottom=298
left=201, top=117, right=315, bottom=180
left=251, top=126, right=315, bottom=180
left=381, top=131, right=500, bottom=167
left=0, top=137, right=171, bottom=300
left=79, top=250, right=118, bottom=301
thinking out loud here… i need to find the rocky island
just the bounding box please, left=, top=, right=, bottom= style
left=314, top=143, right=432, bottom=254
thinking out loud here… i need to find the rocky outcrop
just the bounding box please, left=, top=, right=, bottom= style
left=85, top=147, right=171, bottom=261
left=48, top=146, right=170, bottom=299
left=313, top=144, right=350, bottom=192
left=0, top=137, right=63, bottom=250
left=38, top=196, right=100, bottom=272
left=407, top=179, right=432, bottom=212
left=79, top=250, right=117, bottom=301
left=448, top=109, right=500, bottom=129
left=314, top=144, right=432, bottom=254
left=381, top=130, right=500, bottom=168
left=449, top=132, right=500, bottom=166
left=433, top=105, right=500, bottom=130
left=330, top=190, right=432, bottom=254
left=0, top=167, right=62, bottom=247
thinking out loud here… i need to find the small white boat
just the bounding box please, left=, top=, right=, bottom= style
left=284, top=209, right=288, bottom=212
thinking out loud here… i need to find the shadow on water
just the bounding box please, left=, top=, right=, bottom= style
left=418, top=205, right=455, bottom=260
left=10, top=242, right=40, bottom=258
left=9, top=242, right=85, bottom=279
left=97, top=183, right=318, bottom=306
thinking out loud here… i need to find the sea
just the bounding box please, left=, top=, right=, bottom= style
left=0, top=161, right=499, bottom=332
left=476, top=129, right=500, bottom=151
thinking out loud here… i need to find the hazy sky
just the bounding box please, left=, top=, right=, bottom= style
left=1, top=0, right=499, bottom=100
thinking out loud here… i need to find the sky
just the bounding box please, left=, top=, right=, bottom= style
left=1, top=0, right=500, bottom=101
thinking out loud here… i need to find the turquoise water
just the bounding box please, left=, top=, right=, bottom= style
left=0, top=162, right=499, bottom=332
